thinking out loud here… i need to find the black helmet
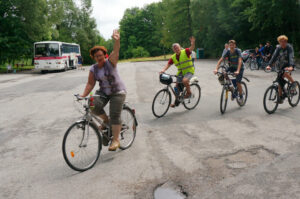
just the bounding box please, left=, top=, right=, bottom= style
left=159, top=73, right=173, bottom=85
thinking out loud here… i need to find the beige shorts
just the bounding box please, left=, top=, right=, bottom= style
left=92, top=93, right=126, bottom=125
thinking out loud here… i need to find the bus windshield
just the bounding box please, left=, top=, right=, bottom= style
left=35, top=43, right=60, bottom=57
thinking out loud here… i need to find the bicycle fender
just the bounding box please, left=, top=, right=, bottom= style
left=190, top=76, right=199, bottom=84
left=123, top=105, right=138, bottom=127
left=243, top=77, right=250, bottom=82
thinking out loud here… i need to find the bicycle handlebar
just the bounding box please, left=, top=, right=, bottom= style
left=217, top=71, right=236, bottom=77
left=160, top=72, right=179, bottom=78
left=74, top=94, right=102, bottom=101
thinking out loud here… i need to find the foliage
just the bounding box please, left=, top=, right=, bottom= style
left=119, top=0, right=300, bottom=58
left=131, top=46, right=150, bottom=58
left=0, top=0, right=101, bottom=65
left=1, top=0, right=299, bottom=63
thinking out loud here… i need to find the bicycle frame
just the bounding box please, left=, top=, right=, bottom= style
left=271, top=70, right=294, bottom=97
left=163, top=75, right=186, bottom=100
left=74, top=94, right=138, bottom=142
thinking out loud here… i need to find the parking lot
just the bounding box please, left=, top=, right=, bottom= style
left=0, top=60, right=300, bottom=199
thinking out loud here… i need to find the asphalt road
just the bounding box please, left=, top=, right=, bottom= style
left=0, top=60, right=300, bottom=199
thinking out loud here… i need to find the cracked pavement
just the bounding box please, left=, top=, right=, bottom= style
left=0, top=60, right=300, bottom=198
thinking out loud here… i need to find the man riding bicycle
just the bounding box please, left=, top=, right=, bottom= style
left=264, top=41, right=273, bottom=62
left=266, top=35, right=295, bottom=104
left=214, top=40, right=244, bottom=103
left=160, top=36, right=196, bottom=107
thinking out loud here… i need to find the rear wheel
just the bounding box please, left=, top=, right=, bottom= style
left=183, top=83, right=201, bottom=110
left=288, top=81, right=300, bottom=107
left=263, top=85, right=279, bottom=114
left=152, top=89, right=171, bottom=118
left=119, top=107, right=137, bottom=150
left=62, top=121, right=101, bottom=172
left=220, top=86, right=228, bottom=114
left=237, top=81, right=248, bottom=107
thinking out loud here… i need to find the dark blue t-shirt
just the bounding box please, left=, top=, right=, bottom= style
left=223, top=48, right=243, bottom=69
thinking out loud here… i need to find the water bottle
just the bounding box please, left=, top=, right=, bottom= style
left=89, top=92, right=95, bottom=109
left=174, top=87, right=179, bottom=95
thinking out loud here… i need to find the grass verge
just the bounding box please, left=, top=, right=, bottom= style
left=119, top=54, right=172, bottom=63
left=0, top=65, right=34, bottom=73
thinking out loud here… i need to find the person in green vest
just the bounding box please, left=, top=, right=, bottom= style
left=160, top=36, right=196, bottom=107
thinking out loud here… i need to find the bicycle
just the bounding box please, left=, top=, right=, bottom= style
left=62, top=94, right=138, bottom=172
left=263, top=69, right=300, bottom=114
left=263, top=56, right=280, bottom=73
left=152, top=73, right=201, bottom=118
left=244, top=53, right=258, bottom=71
left=217, top=65, right=249, bottom=114
left=248, top=54, right=258, bottom=71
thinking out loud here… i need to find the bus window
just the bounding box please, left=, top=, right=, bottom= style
left=75, top=46, right=79, bottom=53
left=48, top=44, right=59, bottom=57
left=35, top=44, right=47, bottom=57
left=35, top=43, right=59, bottom=57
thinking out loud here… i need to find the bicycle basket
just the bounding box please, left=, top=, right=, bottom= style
left=160, top=74, right=173, bottom=85
left=218, top=74, right=225, bottom=85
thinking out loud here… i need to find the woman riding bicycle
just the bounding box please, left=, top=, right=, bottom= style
left=266, top=35, right=295, bottom=104
left=81, top=30, right=126, bottom=151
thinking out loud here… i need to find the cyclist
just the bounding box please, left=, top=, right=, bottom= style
left=266, top=35, right=295, bottom=104
left=264, top=41, right=273, bottom=62
left=214, top=40, right=244, bottom=103
left=254, top=47, right=262, bottom=69
left=80, top=30, right=126, bottom=151
left=259, top=43, right=265, bottom=56
left=222, top=43, right=229, bottom=57
left=160, top=36, right=196, bottom=107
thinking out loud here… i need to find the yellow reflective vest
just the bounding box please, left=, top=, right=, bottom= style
left=171, top=49, right=194, bottom=76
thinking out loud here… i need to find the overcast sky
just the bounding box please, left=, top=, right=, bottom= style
left=91, top=0, right=161, bottom=39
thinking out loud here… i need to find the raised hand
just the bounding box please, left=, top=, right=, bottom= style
left=190, top=36, right=196, bottom=43
left=112, top=29, right=120, bottom=41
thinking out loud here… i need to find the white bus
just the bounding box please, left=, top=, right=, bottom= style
left=34, top=41, right=81, bottom=72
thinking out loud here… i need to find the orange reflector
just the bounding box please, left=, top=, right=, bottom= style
left=70, top=151, right=75, bottom=158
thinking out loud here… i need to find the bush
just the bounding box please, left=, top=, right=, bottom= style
left=131, top=46, right=150, bottom=58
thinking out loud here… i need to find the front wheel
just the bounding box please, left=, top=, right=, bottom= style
left=250, top=60, right=257, bottom=70
left=62, top=121, right=101, bottom=172
left=263, top=85, right=279, bottom=114
left=119, top=106, right=137, bottom=150
left=183, top=83, right=201, bottom=110
left=220, top=86, right=228, bottom=114
left=237, top=81, right=248, bottom=107
left=288, top=81, right=300, bottom=107
left=152, top=89, right=171, bottom=118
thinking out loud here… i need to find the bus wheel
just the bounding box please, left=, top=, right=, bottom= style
left=41, top=70, right=47, bottom=74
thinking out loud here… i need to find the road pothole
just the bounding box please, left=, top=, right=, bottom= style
left=154, top=181, right=187, bottom=199
left=205, top=146, right=278, bottom=179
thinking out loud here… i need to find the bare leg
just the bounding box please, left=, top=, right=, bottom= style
left=237, top=82, right=243, bottom=96
left=108, top=124, right=121, bottom=151
left=99, top=114, right=109, bottom=129
left=283, top=73, right=294, bottom=83
left=278, top=85, right=283, bottom=97
left=111, top=125, right=121, bottom=142
left=183, top=78, right=191, bottom=96
left=170, top=83, right=178, bottom=108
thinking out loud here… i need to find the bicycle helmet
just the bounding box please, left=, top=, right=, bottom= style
left=159, top=74, right=173, bottom=85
